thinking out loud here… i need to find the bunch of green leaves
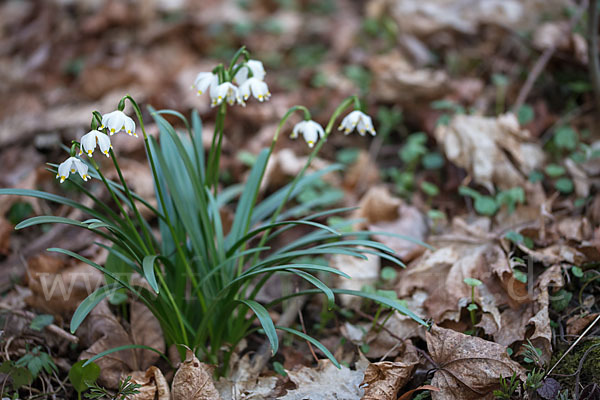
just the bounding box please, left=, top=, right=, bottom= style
left=69, top=360, right=100, bottom=400
left=1, top=49, right=429, bottom=376
left=15, top=346, right=57, bottom=379
left=85, top=376, right=140, bottom=400
left=493, top=373, right=520, bottom=399
left=430, top=99, right=465, bottom=127
left=458, top=186, right=525, bottom=216
left=388, top=132, right=444, bottom=197
left=0, top=361, right=33, bottom=396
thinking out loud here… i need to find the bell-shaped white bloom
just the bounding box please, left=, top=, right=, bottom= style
left=101, top=110, right=137, bottom=137
left=79, top=130, right=112, bottom=157
left=290, top=120, right=325, bottom=148
left=233, top=59, right=266, bottom=85
left=193, top=72, right=218, bottom=96
left=338, top=110, right=376, bottom=136
left=210, top=82, right=241, bottom=107
left=238, top=77, right=271, bottom=102
left=56, top=157, right=90, bottom=183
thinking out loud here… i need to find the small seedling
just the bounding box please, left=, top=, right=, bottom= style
left=464, top=278, right=482, bottom=328
left=69, top=360, right=100, bottom=400
left=29, top=314, right=54, bottom=332
left=15, top=346, right=57, bottom=379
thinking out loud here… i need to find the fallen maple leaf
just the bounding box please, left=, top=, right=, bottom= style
left=426, top=325, right=524, bottom=400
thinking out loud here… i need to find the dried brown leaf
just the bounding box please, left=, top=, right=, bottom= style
left=426, top=325, right=525, bottom=400
left=172, top=349, right=222, bottom=400
left=361, top=344, right=419, bottom=400
left=398, top=385, right=440, bottom=400
left=280, top=359, right=366, bottom=400
left=435, top=113, right=545, bottom=192
left=128, top=366, right=170, bottom=400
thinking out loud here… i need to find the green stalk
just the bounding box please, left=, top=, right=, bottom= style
left=109, top=149, right=156, bottom=253
left=250, top=97, right=357, bottom=264
left=156, top=267, right=189, bottom=345
left=123, top=95, right=206, bottom=313
left=88, top=157, right=149, bottom=254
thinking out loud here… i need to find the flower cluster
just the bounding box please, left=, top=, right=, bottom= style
left=193, top=59, right=271, bottom=107
left=289, top=110, right=377, bottom=148
left=57, top=110, right=137, bottom=183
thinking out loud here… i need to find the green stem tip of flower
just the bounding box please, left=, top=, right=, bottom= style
left=117, top=97, right=126, bottom=112
left=228, top=46, right=248, bottom=73
left=69, top=142, right=80, bottom=157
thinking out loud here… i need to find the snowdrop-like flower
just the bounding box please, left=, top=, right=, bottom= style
left=101, top=110, right=137, bottom=137
left=234, top=60, right=266, bottom=84
left=239, top=77, right=271, bottom=102
left=79, top=130, right=112, bottom=157
left=56, top=157, right=90, bottom=183
left=193, top=72, right=218, bottom=96
left=210, top=82, right=241, bottom=107
left=290, top=120, right=325, bottom=148
left=338, top=110, right=376, bottom=136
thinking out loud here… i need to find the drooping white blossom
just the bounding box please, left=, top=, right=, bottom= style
left=193, top=72, right=219, bottom=96
left=233, top=60, right=266, bottom=85
left=56, top=157, right=90, bottom=183
left=79, top=130, right=112, bottom=157
left=101, top=110, right=137, bottom=137
left=238, top=77, right=271, bottom=103
left=338, top=110, right=376, bottom=136
left=290, top=120, right=325, bottom=148
left=210, top=82, right=241, bottom=107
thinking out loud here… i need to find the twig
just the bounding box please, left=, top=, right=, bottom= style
left=512, top=0, right=589, bottom=112
left=589, top=0, right=600, bottom=113
left=546, top=313, right=600, bottom=376
left=297, top=305, right=319, bottom=364
left=0, top=306, right=78, bottom=344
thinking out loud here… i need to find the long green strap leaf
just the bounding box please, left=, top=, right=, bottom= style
left=142, top=255, right=160, bottom=294
left=70, top=283, right=122, bottom=333
left=276, top=326, right=340, bottom=368
left=238, top=300, right=278, bottom=355
left=82, top=344, right=171, bottom=368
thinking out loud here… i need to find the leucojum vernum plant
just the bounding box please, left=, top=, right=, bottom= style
left=1, top=47, right=429, bottom=376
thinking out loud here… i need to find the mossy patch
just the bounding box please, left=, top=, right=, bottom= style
left=549, top=339, right=600, bottom=389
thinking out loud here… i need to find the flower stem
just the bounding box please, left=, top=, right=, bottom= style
left=123, top=95, right=206, bottom=313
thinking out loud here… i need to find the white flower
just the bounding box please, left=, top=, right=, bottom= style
left=338, top=110, right=376, bottom=136
left=101, top=110, right=137, bottom=137
left=79, top=130, right=112, bottom=157
left=193, top=72, right=218, bottom=95
left=290, top=120, right=325, bottom=148
left=210, top=82, right=241, bottom=107
left=56, top=157, right=90, bottom=183
left=233, top=60, right=266, bottom=84
left=238, top=77, right=271, bottom=102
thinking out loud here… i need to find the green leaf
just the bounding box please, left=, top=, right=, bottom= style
left=0, top=361, right=33, bottom=389
left=277, top=326, right=340, bottom=368
left=463, top=278, right=482, bottom=287
left=551, top=289, right=572, bottom=312
left=142, top=255, right=160, bottom=294
left=69, top=360, right=100, bottom=394
left=553, top=126, right=578, bottom=151
left=30, top=314, right=54, bottom=331
left=513, top=269, right=527, bottom=284
left=238, top=300, right=278, bottom=355
left=71, top=283, right=123, bottom=333
left=381, top=266, right=397, bottom=281
left=544, top=164, right=566, bottom=178
left=422, top=152, right=444, bottom=170
left=474, top=196, right=498, bottom=216
left=571, top=266, right=583, bottom=278
left=529, top=170, right=544, bottom=183
left=517, top=105, right=535, bottom=125
left=289, top=269, right=335, bottom=310
left=420, top=181, right=439, bottom=197
left=273, top=361, right=287, bottom=377
left=336, top=148, right=360, bottom=165
left=83, top=345, right=170, bottom=368
left=7, top=202, right=33, bottom=225
left=554, top=178, right=573, bottom=194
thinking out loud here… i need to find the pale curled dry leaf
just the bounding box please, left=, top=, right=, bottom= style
left=215, top=353, right=278, bottom=400
left=435, top=113, right=545, bottom=192
left=79, top=299, right=165, bottom=389
left=280, top=359, right=366, bottom=400
left=369, top=51, right=449, bottom=104
left=426, top=325, right=525, bottom=400
left=128, top=366, right=170, bottom=400
left=360, top=343, right=419, bottom=400
left=172, top=349, right=222, bottom=400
